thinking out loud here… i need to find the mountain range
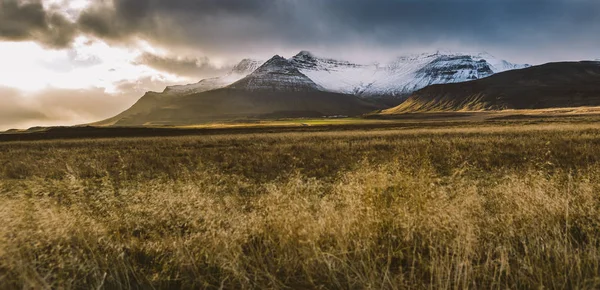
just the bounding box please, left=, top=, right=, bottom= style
left=98, top=50, right=530, bottom=126
left=99, top=55, right=383, bottom=126
left=156, top=50, right=529, bottom=100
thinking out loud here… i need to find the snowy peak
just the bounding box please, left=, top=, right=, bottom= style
left=291, top=50, right=364, bottom=70
left=415, top=55, right=494, bottom=82
left=252, top=55, right=301, bottom=75
left=232, top=59, right=262, bottom=74
left=291, top=51, right=319, bottom=69
left=296, top=50, right=315, bottom=58
left=467, top=52, right=530, bottom=73
left=229, top=55, right=322, bottom=92
left=413, top=52, right=530, bottom=79
left=374, top=52, right=529, bottom=96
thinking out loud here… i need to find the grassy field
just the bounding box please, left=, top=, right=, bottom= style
left=2, top=119, right=600, bottom=289
left=181, top=118, right=393, bottom=127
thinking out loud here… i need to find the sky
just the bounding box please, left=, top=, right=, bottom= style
left=1, top=0, right=599, bottom=129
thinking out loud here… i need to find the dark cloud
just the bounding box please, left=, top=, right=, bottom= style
left=320, top=0, right=600, bottom=46
left=0, top=0, right=77, bottom=48
left=2, top=0, right=599, bottom=61
left=135, top=52, right=229, bottom=78
left=77, top=0, right=148, bottom=41
left=76, top=0, right=286, bottom=51
left=70, top=0, right=600, bottom=62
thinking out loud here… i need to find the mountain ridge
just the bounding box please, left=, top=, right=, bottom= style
left=157, top=50, right=528, bottom=99
left=294, top=50, right=529, bottom=98
left=381, top=61, right=600, bottom=114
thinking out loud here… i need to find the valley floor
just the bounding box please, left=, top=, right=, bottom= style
left=2, top=114, right=600, bottom=288
left=6, top=106, right=600, bottom=141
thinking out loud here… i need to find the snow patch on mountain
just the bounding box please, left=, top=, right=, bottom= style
left=291, top=51, right=377, bottom=95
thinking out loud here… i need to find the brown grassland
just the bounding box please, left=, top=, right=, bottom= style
left=2, top=117, right=600, bottom=289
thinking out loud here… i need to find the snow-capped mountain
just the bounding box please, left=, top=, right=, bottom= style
left=98, top=55, right=382, bottom=126
left=163, top=59, right=263, bottom=94
left=97, top=51, right=529, bottom=125
left=230, top=55, right=322, bottom=91
left=291, top=51, right=529, bottom=98
left=159, top=50, right=526, bottom=99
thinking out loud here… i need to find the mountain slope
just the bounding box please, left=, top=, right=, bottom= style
left=382, top=61, right=600, bottom=114
left=102, top=56, right=383, bottom=126
left=97, top=59, right=262, bottom=126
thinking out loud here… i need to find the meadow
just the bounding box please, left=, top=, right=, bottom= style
left=2, top=120, right=600, bottom=289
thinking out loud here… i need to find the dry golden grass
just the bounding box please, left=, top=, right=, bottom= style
left=2, top=122, right=600, bottom=289
left=379, top=103, right=600, bottom=123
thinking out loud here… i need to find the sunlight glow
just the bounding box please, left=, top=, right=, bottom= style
left=0, top=36, right=184, bottom=94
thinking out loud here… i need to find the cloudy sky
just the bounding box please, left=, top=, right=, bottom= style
left=1, top=0, right=599, bottom=129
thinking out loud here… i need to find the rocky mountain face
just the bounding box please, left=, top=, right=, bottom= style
left=229, top=55, right=322, bottom=91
